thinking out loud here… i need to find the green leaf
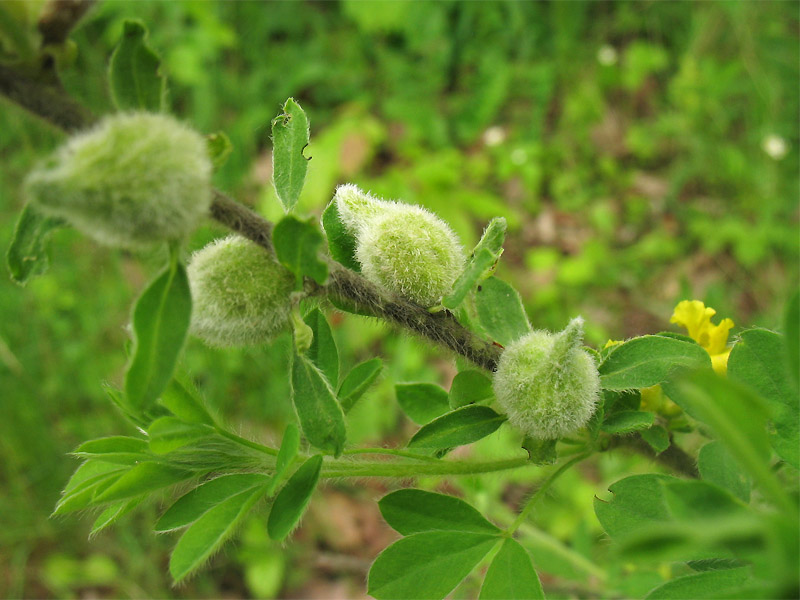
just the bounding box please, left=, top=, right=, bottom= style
left=728, top=328, right=799, bottom=469
left=267, top=454, right=322, bottom=541
left=322, top=199, right=360, bottom=272
left=148, top=417, right=213, bottom=455
left=170, top=485, right=265, bottom=582
left=601, top=410, right=655, bottom=434
left=266, top=423, right=300, bottom=496
left=368, top=531, right=497, bottom=600
left=338, top=357, right=383, bottom=413
left=480, top=538, right=544, bottom=600
left=698, top=441, right=751, bottom=503
left=408, top=405, right=505, bottom=449
left=206, top=132, right=233, bottom=170
left=108, top=20, right=166, bottom=112
left=379, top=489, right=500, bottom=536
left=90, top=497, right=143, bottom=538
left=660, top=480, right=744, bottom=521
left=594, top=474, right=676, bottom=540
left=304, top=308, right=339, bottom=388
left=158, top=378, right=215, bottom=426
left=474, top=277, right=531, bottom=346
left=72, top=436, right=149, bottom=465
left=522, top=437, right=557, bottom=465
left=95, top=462, right=194, bottom=504
left=156, top=473, right=269, bottom=532
left=395, top=383, right=450, bottom=425
left=271, top=97, right=310, bottom=212
left=54, top=464, right=128, bottom=515
left=640, top=425, right=670, bottom=454
left=643, top=567, right=750, bottom=599
left=667, top=371, right=791, bottom=512
left=273, top=215, right=328, bottom=287
left=785, top=289, right=799, bottom=390
left=599, top=335, right=711, bottom=391
left=449, top=370, right=494, bottom=409
left=443, top=217, right=506, bottom=310
left=291, top=353, right=347, bottom=456
left=6, top=204, right=63, bottom=285
left=124, top=261, right=192, bottom=412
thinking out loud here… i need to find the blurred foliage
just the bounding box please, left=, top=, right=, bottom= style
left=0, top=0, right=797, bottom=597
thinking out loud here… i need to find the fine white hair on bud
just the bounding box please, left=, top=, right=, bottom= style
left=333, top=183, right=390, bottom=234
left=492, top=317, right=600, bottom=440
left=187, top=235, right=296, bottom=347
left=356, top=204, right=465, bottom=308
left=25, top=112, right=212, bottom=249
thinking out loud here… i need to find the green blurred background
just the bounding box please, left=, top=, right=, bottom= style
left=1, top=1, right=797, bottom=597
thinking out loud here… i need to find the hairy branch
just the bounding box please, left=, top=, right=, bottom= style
left=0, top=65, right=502, bottom=371
left=606, top=434, right=700, bottom=478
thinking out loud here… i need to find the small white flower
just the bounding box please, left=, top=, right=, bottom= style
left=762, top=134, right=788, bottom=160
left=483, top=126, right=506, bottom=147
left=597, top=45, right=618, bottom=66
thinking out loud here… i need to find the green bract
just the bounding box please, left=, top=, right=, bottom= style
left=493, top=317, right=600, bottom=440
left=187, top=235, right=295, bottom=347
left=334, top=184, right=465, bottom=307
left=24, top=112, right=211, bottom=249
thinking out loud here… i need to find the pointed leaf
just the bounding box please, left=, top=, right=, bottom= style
left=108, top=20, right=166, bottom=112
left=291, top=353, right=346, bottom=456
left=444, top=217, right=506, bottom=309
left=338, top=357, right=383, bottom=412
left=322, top=199, right=360, bottom=271
left=273, top=215, right=328, bottom=286
left=408, top=405, right=505, bottom=449
left=368, top=531, right=497, bottom=600
left=90, top=496, right=143, bottom=537
left=170, top=485, right=265, bottom=582
left=271, top=97, right=309, bottom=212
left=148, top=417, right=213, bottom=455
left=601, top=410, right=655, bottom=434
left=54, top=466, right=128, bottom=515
left=480, top=538, right=544, bottom=600
left=643, top=567, right=750, bottom=599
left=266, top=423, right=300, bottom=495
left=72, top=436, right=149, bottom=465
left=698, top=441, right=751, bottom=503
left=474, top=277, right=531, bottom=346
left=395, top=383, right=450, bottom=426
left=158, top=378, right=215, bottom=426
left=640, top=425, right=670, bottom=454
left=304, top=308, right=339, bottom=388
left=6, top=204, right=63, bottom=285
left=156, top=473, right=269, bottom=532
left=599, top=335, right=711, bottom=390
left=267, top=454, right=322, bottom=541
left=95, top=462, right=194, bottom=504
left=379, top=489, right=500, bottom=535
left=125, top=261, right=192, bottom=412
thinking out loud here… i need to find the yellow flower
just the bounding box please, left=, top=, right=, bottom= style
left=670, top=300, right=734, bottom=375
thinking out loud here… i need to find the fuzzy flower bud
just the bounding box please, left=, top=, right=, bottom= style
left=25, top=112, right=211, bottom=249
left=187, top=235, right=295, bottom=347
left=492, top=317, right=600, bottom=440
left=333, top=184, right=465, bottom=307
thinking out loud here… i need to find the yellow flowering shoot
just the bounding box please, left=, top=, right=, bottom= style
left=670, top=300, right=735, bottom=374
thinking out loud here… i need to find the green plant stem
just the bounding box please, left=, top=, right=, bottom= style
left=341, top=448, right=440, bottom=462
left=320, top=456, right=530, bottom=478
left=506, top=452, right=590, bottom=534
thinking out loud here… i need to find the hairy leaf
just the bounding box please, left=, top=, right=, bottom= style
left=90, top=496, right=143, bottom=538
left=148, top=417, right=213, bottom=455
left=640, top=425, right=670, bottom=454
left=291, top=353, right=347, bottom=456
left=443, top=217, right=506, bottom=309
left=206, top=132, right=233, bottom=170
left=95, top=462, right=194, bottom=504
left=273, top=215, right=328, bottom=287
left=698, top=441, right=751, bottom=503
left=158, top=378, right=215, bottom=426
left=271, top=97, right=309, bottom=212
left=449, top=370, right=494, bottom=409
left=601, top=410, right=655, bottom=434
left=304, top=308, right=339, bottom=388
left=379, top=489, right=500, bottom=536
left=594, top=474, right=676, bottom=540
left=6, top=204, right=63, bottom=285
left=599, top=335, right=711, bottom=390
left=408, top=405, right=505, bottom=449
left=72, top=436, right=149, bottom=465
left=267, top=454, right=322, bottom=541
left=338, top=357, right=383, bottom=412
left=322, top=199, right=360, bottom=271
left=643, top=567, right=750, bottom=599
left=124, top=261, right=192, bottom=412
left=266, top=423, right=300, bottom=495
left=108, top=20, right=166, bottom=112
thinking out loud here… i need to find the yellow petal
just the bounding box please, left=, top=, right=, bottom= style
left=705, top=317, right=735, bottom=356
left=711, top=348, right=732, bottom=375
left=670, top=300, right=716, bottom=347
left=604, top=339, right=623, bottom=349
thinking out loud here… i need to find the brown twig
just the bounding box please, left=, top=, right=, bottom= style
left=38, top=0, right=96, bottom=47
left=606, top=434, right=700, bottom=478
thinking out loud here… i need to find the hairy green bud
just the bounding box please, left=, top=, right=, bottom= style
left=25, top=112, right=212, bottom=249
left=492, top=317, right=599, bottom=440
left=187, top=235, right=295, bottom=347
left=334, top=184, right=465, bottom=307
